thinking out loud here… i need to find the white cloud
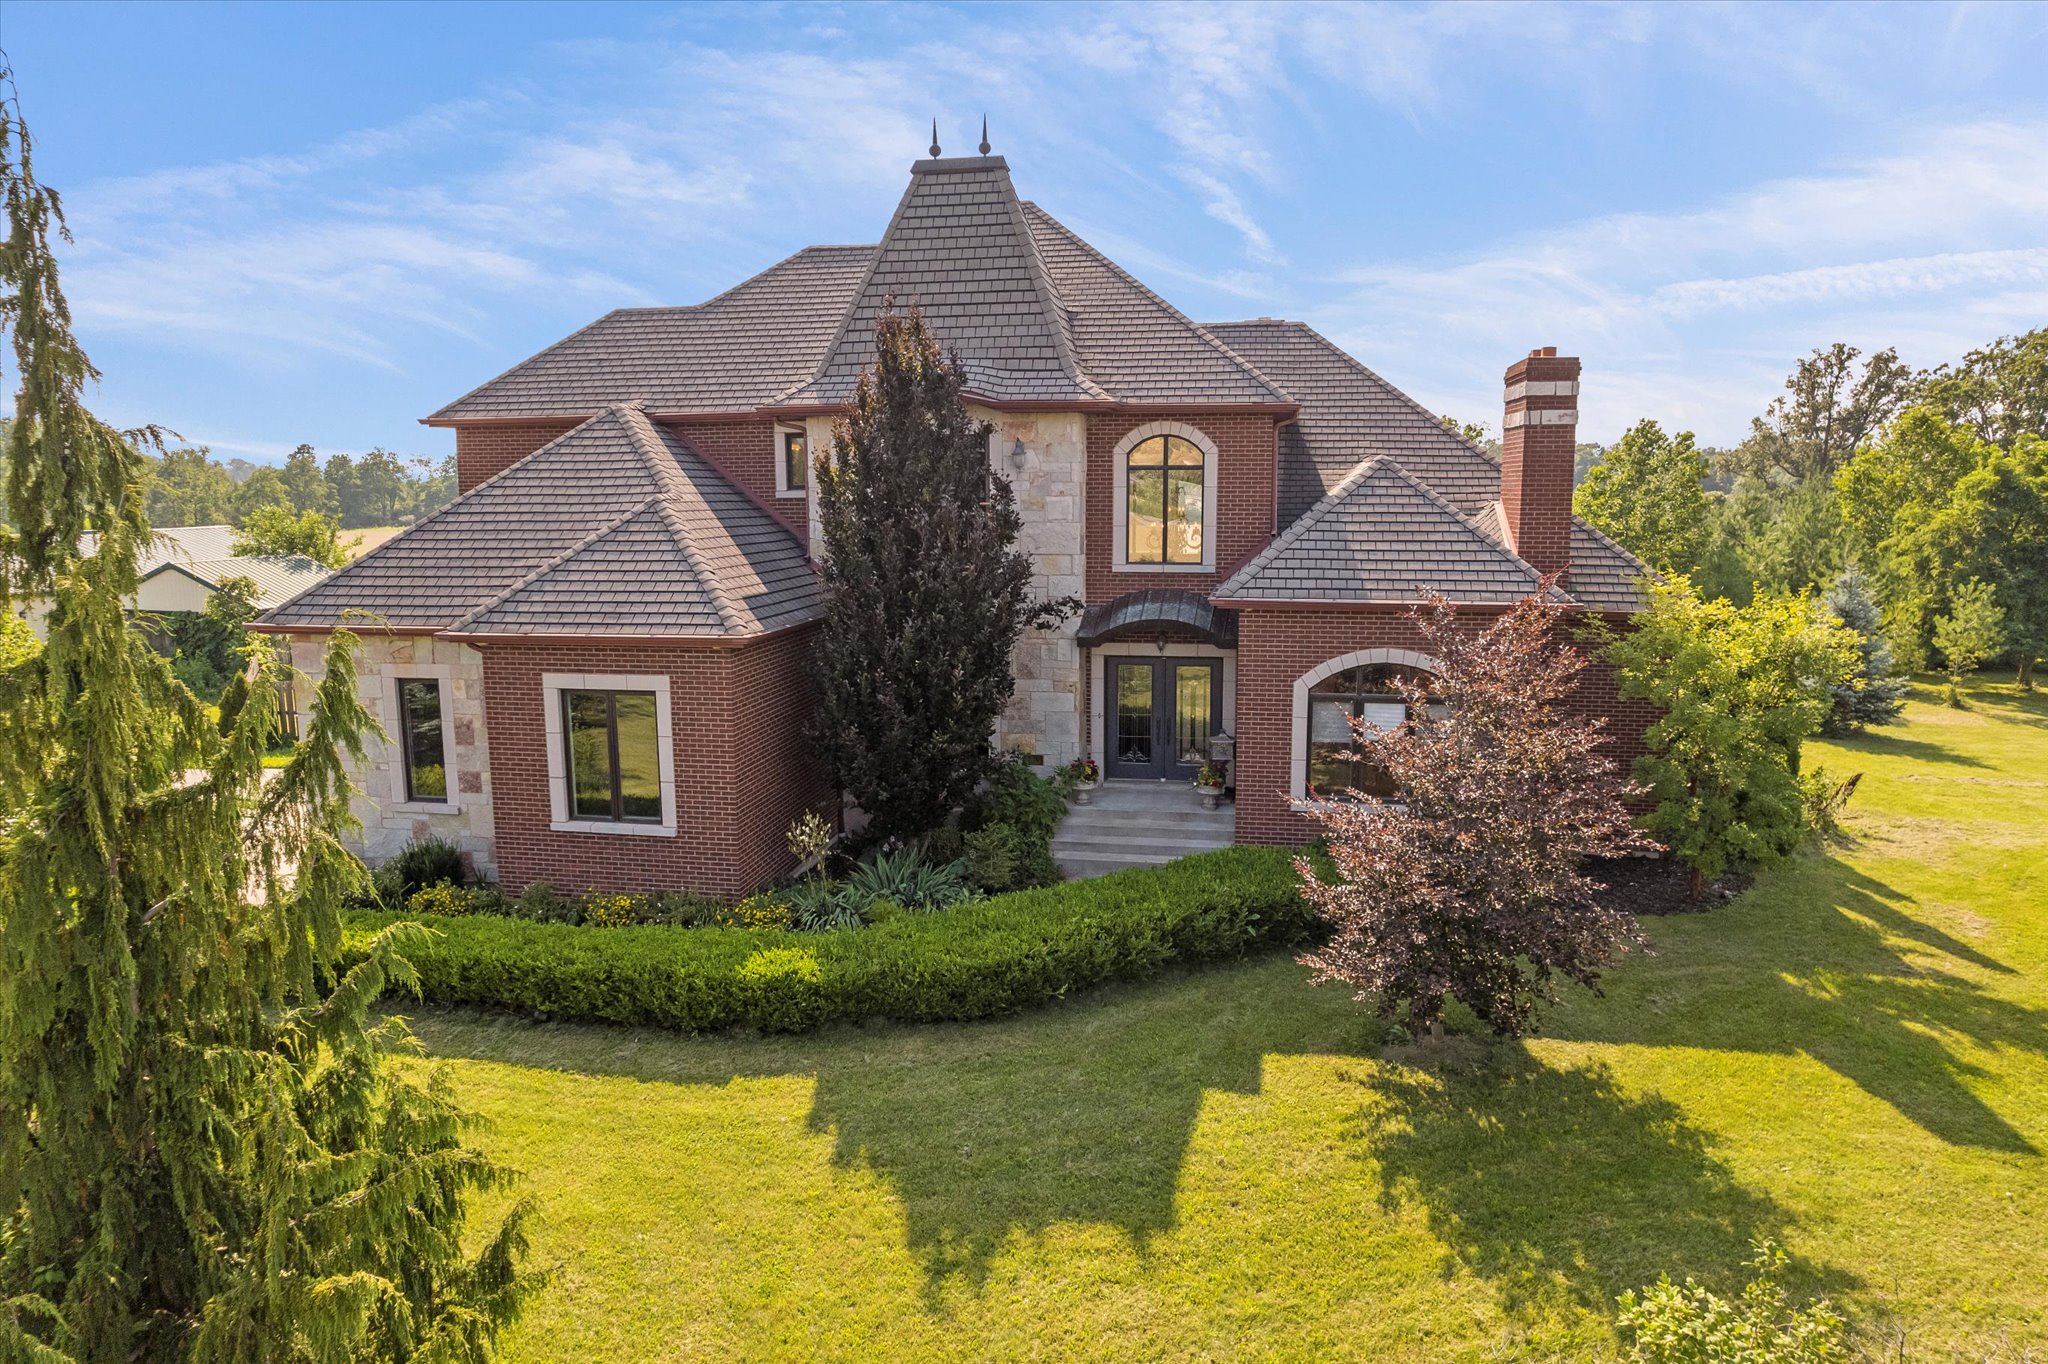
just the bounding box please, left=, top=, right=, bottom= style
left=1316, top=118, right=2048, bottom=443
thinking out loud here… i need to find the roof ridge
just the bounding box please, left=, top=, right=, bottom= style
left=999, top=179, right=1110, bottom=402
left=615, top=406, right=748, bottom=632
left=1019, top=201, right=1291, bottom=405
left=427, top=310, right=629, bottom=422
left=1366, top=457, right=1543, bottom=588
left=1569, top=510, right=1655, bottom=580
left=776, top=169, right=929, bottom=404
left=277, top=408, right=617, bottom=604
left=448, top=490, right=661, bottom=632
left=1215, top=456, right=1387, bottom=596
left=1238, top=319, right=1501, bottom=468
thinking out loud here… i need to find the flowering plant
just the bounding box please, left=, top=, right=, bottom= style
left=1064, top=755, right=1099, bottom=784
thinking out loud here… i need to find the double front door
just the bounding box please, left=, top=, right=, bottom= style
left=1105, top=656, right=1221, bottom=781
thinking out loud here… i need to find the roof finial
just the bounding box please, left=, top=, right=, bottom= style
left=978, top=115, right=991, bottom=156
left=929, top=119, right=941, bottom=158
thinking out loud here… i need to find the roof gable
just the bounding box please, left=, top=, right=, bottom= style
left=257, top=406, right=817, bottom=637
left=1214, top=457, right=1543, bottom=604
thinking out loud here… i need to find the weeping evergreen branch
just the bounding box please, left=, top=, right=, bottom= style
left=0, top=64, right=532, bottom=1362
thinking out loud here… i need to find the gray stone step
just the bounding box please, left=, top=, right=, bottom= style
left=1052, top=832, right=1231, bottom=859
left=1057, top=852, right=1179, bottom=880
left=1053, top=810, right=1234, bottom=839
left=1052, top=780, right=1237, bottom=880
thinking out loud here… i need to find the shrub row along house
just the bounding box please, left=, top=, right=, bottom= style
left=254, top=142, right=1652, bottom=896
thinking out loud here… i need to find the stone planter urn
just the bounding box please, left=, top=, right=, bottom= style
left=1194, top=781, right=1223, bottom=811
left=1073, top=780, right=1101, bottom=806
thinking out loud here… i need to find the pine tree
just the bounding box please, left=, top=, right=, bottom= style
left=808, top=303, right=1075, bottom=838
left=1820, top=565, right=1908, bottom=735
left=0, top=73, right=530, bottom=1361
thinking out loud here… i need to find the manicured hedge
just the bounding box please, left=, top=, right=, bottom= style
left=341, top=846, right=1315, bottom=1033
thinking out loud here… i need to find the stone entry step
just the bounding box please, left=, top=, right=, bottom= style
left=1053, top=779, right=1235, bottom=880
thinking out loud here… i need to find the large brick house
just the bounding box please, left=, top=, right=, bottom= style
left=254, top=146, right=1650, bottom=896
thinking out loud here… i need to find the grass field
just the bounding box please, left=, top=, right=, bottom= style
left=408, top=677, right=2048, bottom=1360
left=344, top=524, right=409, bottom=559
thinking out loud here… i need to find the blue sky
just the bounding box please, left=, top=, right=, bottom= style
left=6, top=0, right=2047, bottom=463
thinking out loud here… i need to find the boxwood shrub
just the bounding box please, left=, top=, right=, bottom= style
left=341, top=846, right=1314, bottom=1034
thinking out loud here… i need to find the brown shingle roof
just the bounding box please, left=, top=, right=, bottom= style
left=780, top=157, right=1103, bottom=406
left=429, top=246, right=874, bottom=420
left=1213, top=458, right=1544, bottom=604
left=257, top=406, right=818, bottom=636
left=1200, top=319, right=1500, bottom=520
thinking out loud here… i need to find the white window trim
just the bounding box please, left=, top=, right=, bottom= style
left=774, top=424, right=808, bottom=499
left=1111, top=421, right=1219, bottom=574
left=542, top=672, right=678, bottom=837
left=372, top=663, right=460, bottom=814
left=1289, top=647, right=1440, bottom=805
left=1088, top=642, right=1236, bottom=773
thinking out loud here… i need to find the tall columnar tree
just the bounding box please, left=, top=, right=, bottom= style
left=1820, top=565, right=1908, bottom=735
left=1606, top=580, right=1859, bottom=897
left=1572, top=418, right=1712, bottom=576
left=809, top=303, right=1074, bottom=838
left=1295, top=589, right=1654, bottom=1038
left=0, top=75, right=529, bottom=1361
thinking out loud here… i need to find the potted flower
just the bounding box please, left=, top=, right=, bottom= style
left=1193, top=761, right=1226, bottom=810
left=1065, top=755, right=1101, bottom=804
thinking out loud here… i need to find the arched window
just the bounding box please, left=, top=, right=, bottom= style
left=1306, top=663, right=1440, bottom=798
left=1124, top=434, right=1205, bottom=565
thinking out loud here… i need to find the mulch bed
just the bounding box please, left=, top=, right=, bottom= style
left=1585, top=855, right=1751, bottom=917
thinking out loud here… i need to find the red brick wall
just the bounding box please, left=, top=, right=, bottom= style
left=454, top=420, right=584, bottom=493
left=665, top=418, right=806, bottom=543
left=1500, top=351, right=1579, bottom=579
left=1084, top=413, right=1278, bottom=602
left=476, top=626, right=830, bottom=897
left=1228, top=604, right=1656, bottom=846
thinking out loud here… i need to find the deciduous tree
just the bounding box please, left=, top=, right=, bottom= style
left=1933, top=578, right=2006, bottom=707
left=1606, top=581, right=1858, bottom=896
left=1294, top=588, right=1653, bottom=1038
left=232, top=502, right=355, bottom=568
left=1573, top=419, right=1711, bottom=575
left=809, top=303, right=1074, bottom=839
left=1730, top=343, right=1911, bottom=483
left=0, top=74, right=529, bottom=1361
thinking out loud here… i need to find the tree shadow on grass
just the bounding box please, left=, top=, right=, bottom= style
left=1358, top=1046, right=1848, bottom=1324
left=1830, top=730, right=1992, bottom=768
left=406, top=961, right=1382, bottom=1300
left=1559, top=855, right=2046, bottom=1155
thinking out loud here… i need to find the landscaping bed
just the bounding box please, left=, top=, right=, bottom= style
left=345, top=846, right=1314, bottom=1033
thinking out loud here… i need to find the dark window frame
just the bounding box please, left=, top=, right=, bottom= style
left=1123, top=434, right=1205, bottom=565
left=780, top=428, right=808, bottom=494
left=1305, top=664, right=1438, bottom=800
left=396, top=676, right=448, bottom=804
left=561, top=687, right=663, bottom=824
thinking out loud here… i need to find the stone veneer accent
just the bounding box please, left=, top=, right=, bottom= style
left=289, top=632, right=498, bottom=881
left=981, top=408, right=1087, bottom=768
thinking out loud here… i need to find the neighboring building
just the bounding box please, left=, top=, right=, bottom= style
left=252, top=145, right=1651, bottom=894
left=20, top=524, right=333, bottom=637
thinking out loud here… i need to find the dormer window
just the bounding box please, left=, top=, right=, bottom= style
left=777, top=427, right=808, bottom=497
left=1121, top=433, right=1208, bottom=567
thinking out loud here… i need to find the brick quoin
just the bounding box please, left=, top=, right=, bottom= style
left=1084, top=411, right=1279, bottom=602
left=477, top=625, right=831, bottom=898
left=1227, top=604, right=1656, bottom=846
left=1499, top=349, right=1580, bottom=580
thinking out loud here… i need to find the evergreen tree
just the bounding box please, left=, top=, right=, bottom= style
left=1820, top=565, right=1908, bottom=734
left=808, top=304, right=1074, bottom=838
left=0, top=74, right=530, bottom=1361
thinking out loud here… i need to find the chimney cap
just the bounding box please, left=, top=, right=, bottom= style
left=1530, top=346, right=1557, bottom=358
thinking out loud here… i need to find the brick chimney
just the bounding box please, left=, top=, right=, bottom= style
left=1499, top=346, right=1580, bottom=580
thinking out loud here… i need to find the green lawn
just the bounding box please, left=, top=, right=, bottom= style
left=408, top=678, right=2048, bottom=1360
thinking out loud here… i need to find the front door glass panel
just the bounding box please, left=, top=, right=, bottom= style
left=1174, top=665, right=1213, bottom=766
left=1115, top=663, right=1154, bottom=766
